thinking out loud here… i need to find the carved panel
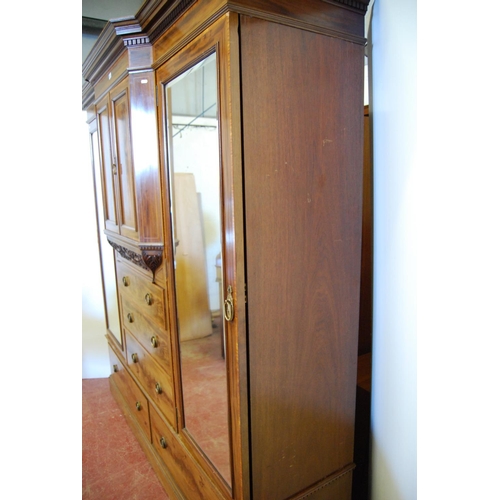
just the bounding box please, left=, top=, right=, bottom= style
left=108, top=240, right=164, bottom=281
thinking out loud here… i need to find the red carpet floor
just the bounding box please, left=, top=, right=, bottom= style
left=82, top=378, right=170, bottom=499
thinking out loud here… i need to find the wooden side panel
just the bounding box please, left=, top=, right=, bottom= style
left=241, top=17, right=364, bottom=499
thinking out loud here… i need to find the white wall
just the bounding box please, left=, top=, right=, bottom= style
left=416, top=2, right=498, bottom=499
left=367, top=0, right=417, bottom=498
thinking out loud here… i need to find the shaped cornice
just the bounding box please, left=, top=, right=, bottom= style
left=82, top=0, right=196, bottom=89
left=134, top=0, right=198, bottom=43
left=82, top=16, right=138, bottom=86
left=82, top=0, right=369, bottom=106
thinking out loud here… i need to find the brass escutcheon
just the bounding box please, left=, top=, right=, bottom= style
left=224, top=285, right=234, bottom=322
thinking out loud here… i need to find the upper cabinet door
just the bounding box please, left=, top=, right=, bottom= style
left=157, top=13, right=249, bottom=500
left=110, top=79, right=139, bottom=241
left=96, top=95, right=119, bottom=234
left=95, top=78, right=140, bottom=241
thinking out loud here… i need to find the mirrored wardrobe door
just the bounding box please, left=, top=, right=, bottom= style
left=162, top=50, right=232, bottom=488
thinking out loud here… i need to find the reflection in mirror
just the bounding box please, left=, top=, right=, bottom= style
left=165, top=52, right=231, bottom=487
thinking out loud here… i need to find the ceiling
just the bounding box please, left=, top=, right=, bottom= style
left=82, top=0, right=144, bottom=22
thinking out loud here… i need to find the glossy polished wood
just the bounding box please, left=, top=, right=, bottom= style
left=128, top=57, right=164, bottom=245
left=241, top=15, right=364, bottom=499
left=121, top=295, right=172, bottom=367
left=116, top=259, right=167, bottom=331
left=219, top=14, right=250, bottom=500
left=126, top=331, right=176, bottom=428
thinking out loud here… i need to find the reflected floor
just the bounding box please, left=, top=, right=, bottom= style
left=180, top=320, right=231, bottom=485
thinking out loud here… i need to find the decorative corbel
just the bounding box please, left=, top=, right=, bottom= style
left=140, top=245, right=164, bottom=282
left=108, top=239, right=164, bottom=282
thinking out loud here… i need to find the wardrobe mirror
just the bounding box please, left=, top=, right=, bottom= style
left=165, top=52, right=232, bottom=487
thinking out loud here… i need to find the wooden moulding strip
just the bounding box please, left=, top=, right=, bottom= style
left=291, top=463, right=356, bottom=499
left=225, top=0, right=367, bottom=44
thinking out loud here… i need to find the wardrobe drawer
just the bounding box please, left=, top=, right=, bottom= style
left=109, top=344, right=127, bottom=391
left=125, top=332, right=176, bottom=428
left=150, top=405, right=222, bottom=500
left=121, top=296, right=172, bottom=370
left=109, top=345, right=152, bottom=442
left=116, top=259, right=166, bottom=330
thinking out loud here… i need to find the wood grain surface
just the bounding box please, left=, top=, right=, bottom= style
left=240, top=15, right=364, bottom=499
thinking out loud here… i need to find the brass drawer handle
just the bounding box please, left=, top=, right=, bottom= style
left=131, top=353, right=139, bottom=363
left=150, top=336, right=158, bottom=348
left=159, top=436, right=167, bottom=449
left=122, top=276, right=129, bottom=287
left=224, top=285, right=234, bottom=322
left=155, top=382, right=162, bottom=394
left=127, top=313, right=134, bottom=323
left=144, top=293, right=153, bottom=306
left=113, top=364, right=118, bottom=373
left=135, top=401, right=141, bottom=411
